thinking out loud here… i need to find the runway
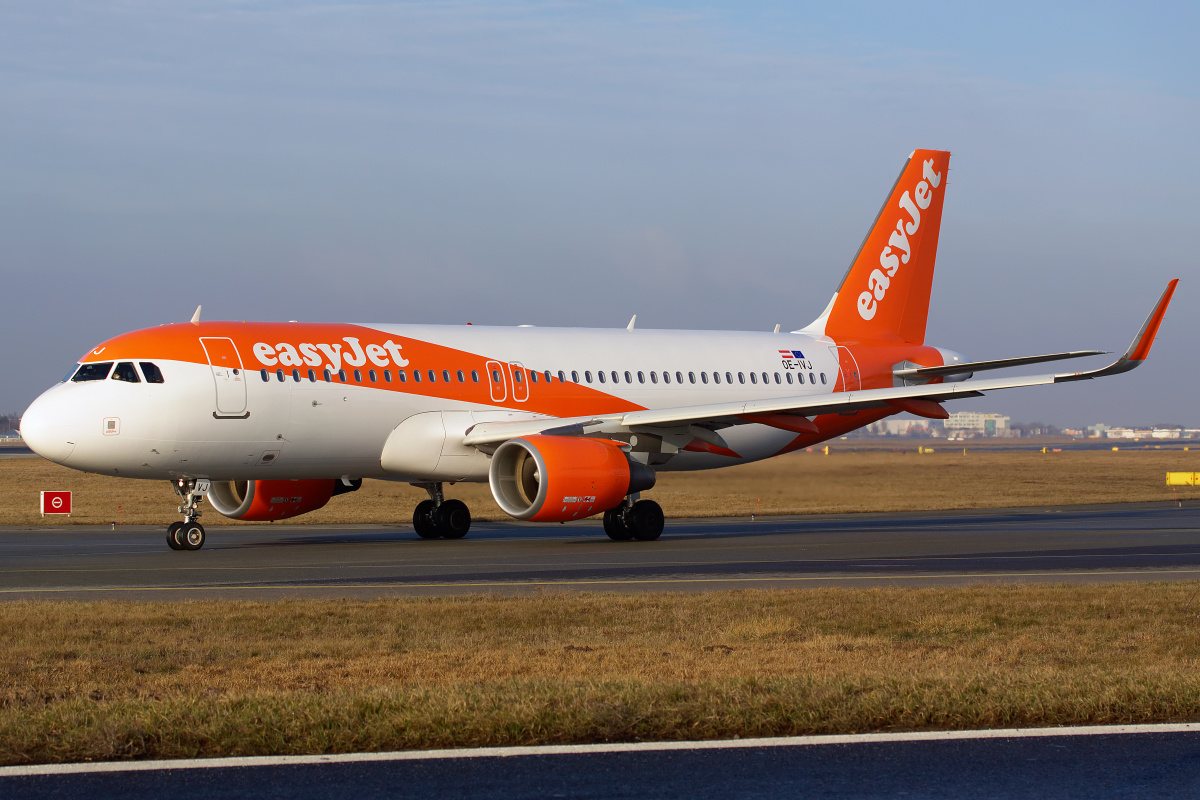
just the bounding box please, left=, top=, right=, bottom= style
left=2, top=501, right=1199, bottom=599
left=4, top=726, right=1200, bottom=799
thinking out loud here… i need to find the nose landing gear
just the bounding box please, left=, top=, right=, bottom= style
left=603, top=496, right=664, bottom=541
left=412, top=482, right=471, bottom=540
left=167, top=478, right=209, bottom=551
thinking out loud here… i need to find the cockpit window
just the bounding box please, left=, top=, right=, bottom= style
left=62, top=364, right=80, bottom=382
left=140, top=362, right=165, bottom=383
left=112, top=362, right=141, bottom=383
left=72, top=363, right=113, bottom=382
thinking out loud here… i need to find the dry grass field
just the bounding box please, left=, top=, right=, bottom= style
left=2, top=585, right=1200, bottom=764
left=0, top=446, right=1196, bottom=526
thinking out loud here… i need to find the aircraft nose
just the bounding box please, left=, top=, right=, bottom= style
left=20, top=390, right=78, bottom=464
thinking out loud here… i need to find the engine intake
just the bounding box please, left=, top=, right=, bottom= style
left=489, top=435, right=656, bottom=522
left=206, top=478, right=360, bottom=521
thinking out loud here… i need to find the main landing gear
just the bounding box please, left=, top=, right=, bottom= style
left=603, top=497, right=665, bottom=541
left=167, top=478, right=209, bottom=551
left=412, top=482, right=471, bottom=540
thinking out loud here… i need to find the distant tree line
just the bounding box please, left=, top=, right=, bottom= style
left=0, top=413, right=20, bottom=432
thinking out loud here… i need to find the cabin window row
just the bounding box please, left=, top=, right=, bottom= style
left=259, top=366, right=827, bottom=387
left=261, top=367, right=484, bottom=385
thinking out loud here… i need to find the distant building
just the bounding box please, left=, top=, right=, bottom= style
left=864, top=418, right=936, bottom=436
left=944, top=412, right=1012, bottom=438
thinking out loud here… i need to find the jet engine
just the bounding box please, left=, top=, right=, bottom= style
left=206, top=478, right=361, bottom=521
left=488, top=435, right=656, bottom=522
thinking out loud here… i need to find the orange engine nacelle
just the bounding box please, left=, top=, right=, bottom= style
left=488, top=435, right=656, bottom=522
left=206, top=478, right=360, bottom=521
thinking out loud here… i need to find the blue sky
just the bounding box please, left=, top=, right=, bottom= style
left=2, top=1, right=1196, bottom=426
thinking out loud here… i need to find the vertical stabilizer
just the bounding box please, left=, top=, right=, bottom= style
left=815, top=149, right=951, bottom=344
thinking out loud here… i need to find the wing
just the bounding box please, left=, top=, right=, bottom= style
left=463, top=280, right=1178, bottom=448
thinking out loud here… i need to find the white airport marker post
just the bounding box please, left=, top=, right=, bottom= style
left=40, top=491, right=72, bottom=517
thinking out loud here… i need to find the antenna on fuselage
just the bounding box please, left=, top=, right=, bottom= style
left=190, top=305, right=202, bottom=325
left=627, top=315, right=637, bottom=331
left=773, top=324, right=781, bottom=334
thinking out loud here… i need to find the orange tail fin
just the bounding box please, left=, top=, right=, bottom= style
left=812, top=149, right=951, bottom=344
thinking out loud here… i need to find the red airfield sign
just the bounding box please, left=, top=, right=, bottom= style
left=41, top=491, right=72, bottom=516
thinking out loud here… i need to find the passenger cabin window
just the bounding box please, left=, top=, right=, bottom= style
left=544, top=370, right=553, bottom=383
left=761, top=372, right=769, bottom=384
left=261, top=369, right=270, bottom=382
left=353, top=369, right=362, bottom=382
left=749, top=372, right=757, bottom=384
left=398, top=370, right=407, bottom=382
left=384, top=370, right=392, bottom=383
left=72, top=363, right=113, bottom=382
left=820, top=373, right=826, bottom=384
left=713, top=372, right=720, bottom=384
left=558, top=370, right=566, bottom=382
left=797, top=373, right=804, bottom=384
left=443, top=370, right=451, bottom=383
left=650, top=372, right=657, bottom=384
left=472, top=370, right=480, bottom=382
left=662, top=371, right=670, bottom=384
left=701, top=372, right=708, bottom=384
left=112, top=362, right=140, bottom=383
left=598, top=371, right=605, bottom=383
left=513, top=369, right=523, bottom=383
left=458, top=370, right=465, bottom=383
left=428, top=370, right=436, bottom=383
left=139, top=362, right=165, bottom=383
left=737, top=372, right=745, bottom=384
left=688, top=372, right=696, bottom=384
left=572, top=371, right=580, bottom=383
left=293, top=369, right=301, bottom=382
left=338, top=369, right=347, bottom=382
left=308, top=369, right=317, bottom=382
left=725, top=371, right=733, bottom=384
left=324, top=369, right=332, bottom=382
left=369, top=369, right=377, bottom=382
left=276, top=369, right=285, bottom=382
left=676, top=371, right=683, bottom=384
left=414, top=370, right=422, bottom=383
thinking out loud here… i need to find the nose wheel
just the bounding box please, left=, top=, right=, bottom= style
left=167, top=478, right=209, bottom=551
left=412, top=483, right=471, bottom=539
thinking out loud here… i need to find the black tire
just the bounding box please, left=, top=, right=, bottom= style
left=166, top=521, right=184, bottom=550
left=181, top=523, right=206, bottom=551
left=603, top=508, right=633, bottom=541
left=436, top=499, right=471, bottom=539
left=413, top=499, right=440, bottom=539
left=628, top=500, right=664, bottom=541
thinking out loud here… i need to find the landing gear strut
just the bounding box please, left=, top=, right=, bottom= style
left=411, top=482, right=471, bottom=540
left=167, top=478, right=209, bottom=551
left=604, top=496, right=664, bottom=541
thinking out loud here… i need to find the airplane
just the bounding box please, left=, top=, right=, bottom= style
left=19, top=149, right=1179, bottom=551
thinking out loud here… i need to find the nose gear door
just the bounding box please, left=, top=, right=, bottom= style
left=200, top=337, right=248, bottom=418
